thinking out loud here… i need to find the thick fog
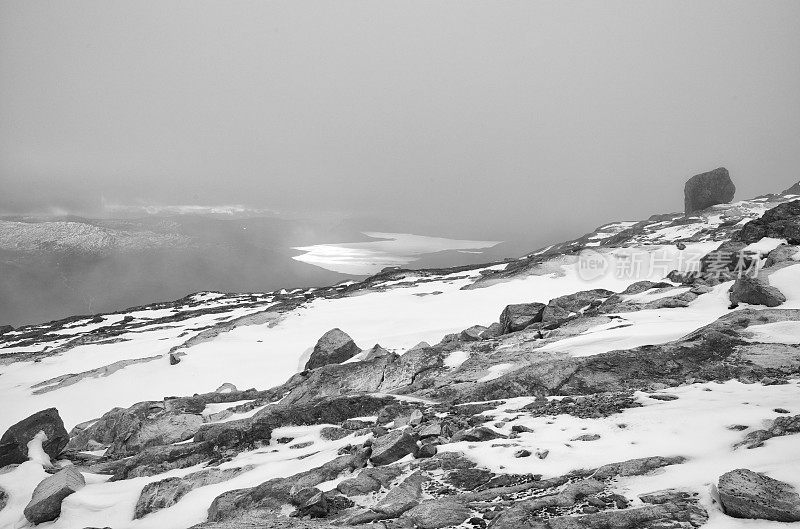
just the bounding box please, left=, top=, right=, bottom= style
left=2, top=0, right=800, bottom=242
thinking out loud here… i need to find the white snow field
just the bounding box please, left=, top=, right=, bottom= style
left=1, top=242, right=722, bottom=430
left=1, top=193, right=800, bottom=529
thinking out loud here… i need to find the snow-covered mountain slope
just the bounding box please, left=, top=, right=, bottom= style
left=1, top=191, right=800, bottom=529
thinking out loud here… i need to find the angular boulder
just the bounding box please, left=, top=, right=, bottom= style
left=24, top=466, right=85, bottom=524
left=304, top=328, right=361, bottom=370
left=684, top=167, right=736, bottom=215
left=373, top=471, right=428, bottom=517
left=369, top=429, right=417, bottom=466
left=542, top=289, right=615, bottom=324
left=0, top=408, right=69, bottom=467
left=729, top=277, right=786, bottom=307
left=718, top=468, right=800, bottom=521
left=499, top=302, right=545, bottom=333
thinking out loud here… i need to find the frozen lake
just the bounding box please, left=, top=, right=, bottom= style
left=291, top=231, right=501, bottom=275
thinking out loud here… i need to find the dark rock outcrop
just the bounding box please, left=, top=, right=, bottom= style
left=370, top=429, right=417, bottom=466
left=718, top=468, right=800, bottom=521
left=0, top=408, right=69, bottom=467
left=784, top=181, right=800, bottom=195
left=402, top=498, right=471, bottom=528
left=499, top=303, right=545, bottom=333
left=207, top=448, right=370, bottom=522
left=304, top=328, right=361, bottom=370
left=684, top=167, right=736, bottom=214
left=736, top=199, right=800, bottom=244
left=735, top=414, right=800, bottom=449
left=729, top=277, right=786, bottom=307
left=24, top=466, right=85, bottom=524
left=541, top=289, right=615, bottom=324
left=135, top=467, right=250, bottom=518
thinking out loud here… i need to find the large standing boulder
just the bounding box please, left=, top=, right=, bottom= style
left=736, top=200, right=800, bottom=244
left=23, top=466, right=85, bottom=524
left=684, top=167, right=736, bottom=215
left=0, top=408, right=69, bottom=467
left=729, top=277, right=786, bottom=307
left=369, top=429, right=418, bottom=466
left=718, top=468, right=800, bottom=521
left=499, top=303, right=545, bottom=333
left=304, top=328, right=361, bottom=370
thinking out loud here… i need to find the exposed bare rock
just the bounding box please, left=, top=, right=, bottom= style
left=207, top=448, right=370, bottom=522
left=719, top=468, right=800, bottom=521
left=372, top=471, right=428, bottom=517
left=402, top=498, right=471, bottom=528
left=735, top=414, right=800, bottom=448
left=460, top=325, right=488, bottom=342
left=500, top=303, right=545, bottom=333
left=31, top=356, right=162, bottom=394
left=729, top=276, right=786, bottom=307
left=736, top=199, right=800, bottom=244
left=684, top=167, right=736, bottom=214
left=370, top=429, right=417, bottom=466
left=0, top=408, right=69, bottom=467
left=24, top=466, right=85, bottom=524
left=135, top=467, right=251, bottom=518
left=96, top=441, right=216, bottom=480
left=592, top=456, right=686, bottom=479
left=337, top=466, right=402, bottom=496
left=542, top=289, right=615, bottom=324
left=304, top=328, right=361, bottom=370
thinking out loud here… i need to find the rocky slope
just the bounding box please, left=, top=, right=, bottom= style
left=1, top=179, right=800, bottom=528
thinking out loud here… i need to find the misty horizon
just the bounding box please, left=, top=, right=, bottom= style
left=3, top=1, right=800, bottom=243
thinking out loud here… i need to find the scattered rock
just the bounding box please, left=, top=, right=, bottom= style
left=719, top=468, right=800, bottom=521
left=372, top=471, right=428, bottom=517
left=592, top=456, right=686, bottom=479
left=648, top=393, right=679, bottom=401
left=460, top=325, right=488, bottom=342
left=684, top=167, right=736, bottom=214
left=451, top=427, right=506, bottom=443
left=571, top=433, right=601, bottom=441
left=24, top=466, right=85, bottom=524
left=304, top=328, right=361, bottom=370
left=736, top=414, right=800, bottom=448
left=0, top=408, right=69, bottom=467
left=514, top=449, right=531, bottom=458
left=729, top=277, right=786, bottom=307
left=337, top=466, right=402, bottom=496
left=499, top=303, right=545, bottom=333
left=370, top=429, right=418, bottom=466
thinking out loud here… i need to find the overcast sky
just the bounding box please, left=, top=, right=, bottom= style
left=1, top=1, right=799, bottom=241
